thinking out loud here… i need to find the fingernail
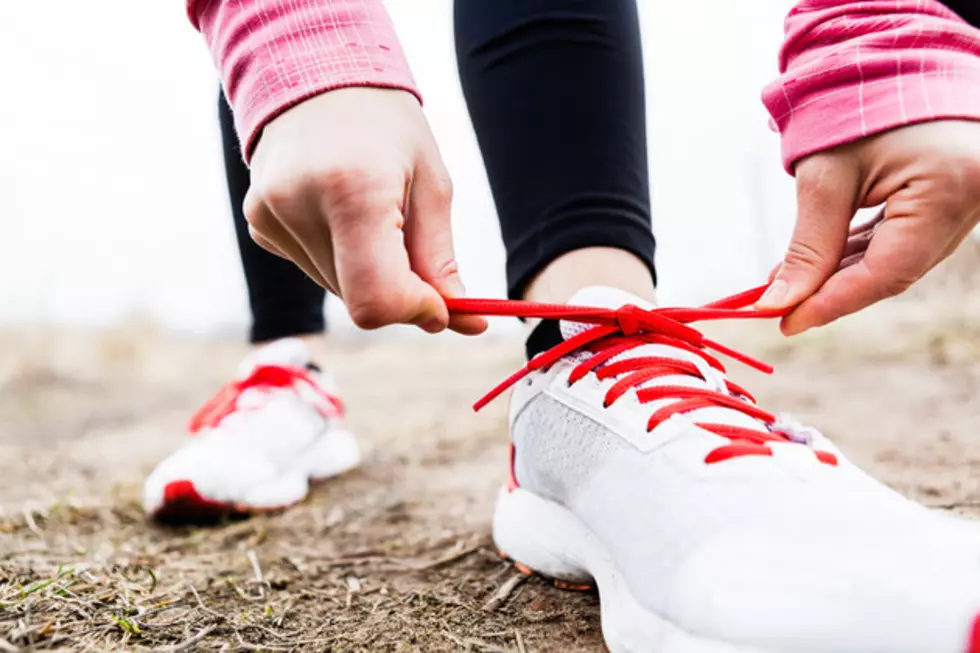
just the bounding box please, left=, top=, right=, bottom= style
left=445, top=273, right=466, bottom=297
left=757, top=279, right=788, bottom=309
left=420, top=318, right=444, bottom=334
left=781, top=322, right=810, bottom=337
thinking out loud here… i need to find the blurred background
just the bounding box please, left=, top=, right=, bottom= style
left=0, top=0, right=797, bottom=337
left=4, top=4, right=980, bottom=651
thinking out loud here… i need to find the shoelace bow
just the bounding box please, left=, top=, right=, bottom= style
left=446, top=284, right=837, bottom=466
left=188, top=364, right=344, bottom=433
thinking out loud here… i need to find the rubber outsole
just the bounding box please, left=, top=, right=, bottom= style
left=493, top=486, right=980, bottom=653
left=497, top=549, right=595, bottom=592
left=493, top=486, right=771, bottom=653
left=152, top=478, right=309, bottom=524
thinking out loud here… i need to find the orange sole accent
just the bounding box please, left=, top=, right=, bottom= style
left=554, top=579, right=594, bottom=592
left=505, top=443, right=519, bottom=492
left=513, top=561, right=534, bottom=576
left=497, top=550, right=594, bottom=592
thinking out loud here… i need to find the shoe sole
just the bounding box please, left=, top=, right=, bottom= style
left=496, top=487, right=980, bottom=653
left=150, top=429, right=360, bottom=523
left=495, top=486, right=773, bottom=653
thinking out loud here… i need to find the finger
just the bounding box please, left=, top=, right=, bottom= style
left=756, top=156, right=861, bottom=310
left=254, top=184, right=342, bottom=293
left=767, top=263, right=781, bottom=283
left=841, top=227, right=874, bottom=260
left=848, top=208, right=884, bottom=237
left=329, top=198, right=449, bottom=332
left=839, top=209, right=884, bottom=262
left=244, top=193, right=335, bottom=292
left=837, top=251, right=865, bottom=271
left=249, top=226, right=287, bottom=259
left=253, top=226, right=341, bottom=295
left=405, top=159, right=487, bottom=336
left=780, top=212, right=963, bottom=334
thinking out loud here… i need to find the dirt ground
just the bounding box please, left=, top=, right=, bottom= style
left=4, top=256, right=980, bottom=652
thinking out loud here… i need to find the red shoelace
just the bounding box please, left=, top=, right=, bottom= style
left=446, top=284, right=837, bottom=466
left=188, top=365, right=344, bottom=434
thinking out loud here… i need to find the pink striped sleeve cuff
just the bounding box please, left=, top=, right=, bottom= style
left=188, top=0, right=420, bottom=162
left=763, top=0, right=980, bottom=173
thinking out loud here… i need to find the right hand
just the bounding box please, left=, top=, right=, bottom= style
left=245, top=87, right=487, bottom=335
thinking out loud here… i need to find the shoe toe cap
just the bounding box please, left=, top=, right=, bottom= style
left=143, top=444, right=281, bottom=516
left=667, top=524, right=980, bottom=653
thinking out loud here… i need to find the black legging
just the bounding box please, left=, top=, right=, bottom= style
left=219, top=93, right=326, bottom=343
left=455, top=0, right=655, bottom=298
left=222, top=0, right=978, bottom=342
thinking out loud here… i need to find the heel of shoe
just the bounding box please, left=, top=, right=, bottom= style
left=492, top=487, right=594, bottom=586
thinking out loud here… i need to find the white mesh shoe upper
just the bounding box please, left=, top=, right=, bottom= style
left=144, top=338, right=352, bottom=512
left=506, top=287, right=980, bottom=652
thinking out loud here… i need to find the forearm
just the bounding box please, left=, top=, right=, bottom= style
left=187, top=0, right=420, bottom=162
left=763, top=0, right=980, bottom=173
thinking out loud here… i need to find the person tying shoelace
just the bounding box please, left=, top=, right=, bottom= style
left=184, top=1, right=980, bottom=650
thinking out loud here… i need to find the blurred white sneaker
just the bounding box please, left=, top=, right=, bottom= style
left=455, top=286, right=980, bottom=653
left=144, top=338, right=359, bottom=521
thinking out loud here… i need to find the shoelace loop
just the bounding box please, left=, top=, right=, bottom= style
left=447, top=284, right=837, bottom=466
left=188, top=364, right=344, bottom=433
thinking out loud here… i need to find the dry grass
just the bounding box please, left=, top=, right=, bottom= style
left=3, top=245, right=980, bottom=651
left=0, top=499, right=597, bottom=652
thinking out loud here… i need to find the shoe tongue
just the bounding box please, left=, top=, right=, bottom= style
left=560, top=286, right=655, bottom=340
left=236, top=338, right=312, bottom=378
left=560, top=286, right=767, bottom=434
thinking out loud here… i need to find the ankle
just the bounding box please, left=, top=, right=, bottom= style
left=523, top=247, right=656, bottom=305
left=522, top=248, right=656, bottom=335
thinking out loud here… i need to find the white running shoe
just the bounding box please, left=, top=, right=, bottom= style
left=144, top=338, right=359, bottom=521
left=456, top=286, right=980, bottom=653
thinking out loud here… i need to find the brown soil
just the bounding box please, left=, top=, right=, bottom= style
left=3, top=254, right=980, bottom=652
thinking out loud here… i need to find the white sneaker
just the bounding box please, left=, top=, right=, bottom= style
left=144, top=338, right=359, bottom=521
left=456, top=286, right=980, bottom=653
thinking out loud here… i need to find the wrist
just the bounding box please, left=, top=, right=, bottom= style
left=194, top=0, right=420, bottom=163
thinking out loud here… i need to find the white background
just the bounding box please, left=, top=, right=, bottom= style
left=0, top=0, right=797, bottom=336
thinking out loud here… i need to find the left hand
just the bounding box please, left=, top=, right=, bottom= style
left=757, top=120, right=980, bottom=335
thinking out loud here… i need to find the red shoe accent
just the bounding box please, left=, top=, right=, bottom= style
left=505, top=442, right=519, bottom=492
left=447, top=284, right=837, bottom=467
left=188, top=364, right=343, bottom=434
left=155, top=480, right=235, bottom=522
left=968, top=612, right=980, bottom=653
left=153, top=479, right=299, bottom=522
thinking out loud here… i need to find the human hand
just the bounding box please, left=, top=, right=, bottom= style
left=757, top=120, right=980, bottom=335
left=245, top=87, right=487, bottom=335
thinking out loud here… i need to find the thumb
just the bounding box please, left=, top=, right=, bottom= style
left=329, top=197, right=448, bottom=333
left=406, top=159, right=487, bottom=335
left=757, top=155, right=861, bottom=310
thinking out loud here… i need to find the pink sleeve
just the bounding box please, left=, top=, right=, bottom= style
left=762, top=0, right=980, bottom=173
left=188, top=0, right=420, bottom=162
